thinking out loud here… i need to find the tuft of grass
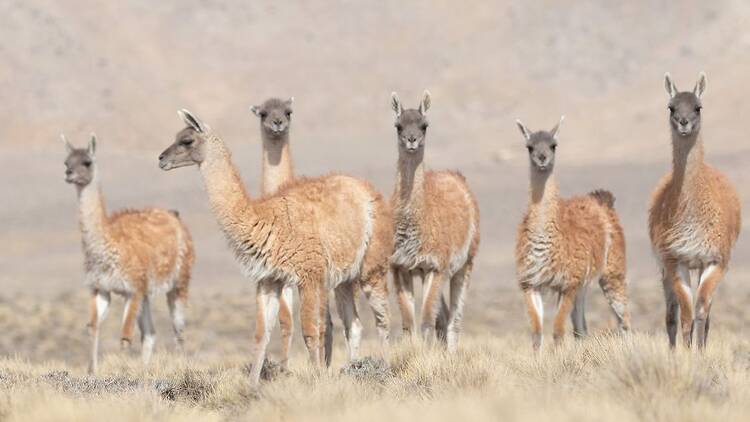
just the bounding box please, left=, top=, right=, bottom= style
left=341, top=356, right=392, bottom=384
left=242, top=358, right=290, bottom=382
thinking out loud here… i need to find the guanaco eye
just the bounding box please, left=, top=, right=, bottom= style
left=551, top=144, right=557, bottom=151
left=420, top=123, right=428, bottom=131
left=259, top=111, right=268, bottom=119
left=526, top=146, right=533, bottom=153
left=285, top=110, right=292, bottom=117
left=395, top=123, right=403, bottom=132
left=180, top=138, right=194, bottom=146
left=83, top=160, right=92, bottom=167
left=668, top=106, right=675, bottom=113
left=695, top=106, right=702, bottom=113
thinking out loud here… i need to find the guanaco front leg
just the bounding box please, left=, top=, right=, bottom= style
left=661, top=261, right=679, bottom=348
left=420, top=270, right=445, bottom=341
left=523, top=288, right=544, bottom=351
left=87, top=289, right=99, bottom=336
left=89, top=290, right=111, bottom=374
left=249, top=279, right=282, bottom=387
left=694, top=264, right=724, bottom=349
left=674, top=263, right=694, bottom=347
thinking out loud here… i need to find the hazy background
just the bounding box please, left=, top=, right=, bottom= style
left=2, top=0, right=750, bottom=364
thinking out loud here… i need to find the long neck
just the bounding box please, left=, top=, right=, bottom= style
left=395, top=149, right=425, bottom=212
left=671, top=131, right=705, bottom=192
left=76, top=169, right=109, bottom=252
left=526, top=168, right=559, bottom=231
left=199, top=135, right=257, bottom=238
left=261, top=131, right=294, bottom=195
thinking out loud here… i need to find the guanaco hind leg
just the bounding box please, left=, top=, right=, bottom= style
left=446, top=262, right=472, bottom=353
left=120, top=291, right=144, bottom=349
left=360, top=273, right=391, bottom=350
left=553, top=289, right=577, bottom=345
left=335, top=282, right=363, bottom=361
left=278, top=285, right=294, bottom=369
left=393, top=269, right=416, bottom=336
left=598, top=274, right=630, bottom=332
left=570, top=283, right=588, bottom=338
left=166, top=288, right=187, bottom=351
left=138, top=296, right=156, bottom=365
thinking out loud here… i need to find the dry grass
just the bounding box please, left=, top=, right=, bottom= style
left=1, top=331, right=750, bottom=421
left=2, top=289, right=750, bottom=421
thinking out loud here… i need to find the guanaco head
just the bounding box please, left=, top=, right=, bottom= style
left=664, top=72, right=706, bottom=137
left=159, top=109, right=210, bottom=170
left=62, top=133, right=97, bottom=186
left=515, top=117, right=564, bottom=173
left=250, top=97, right=293, bottom=140
left=390, top=90, right=431, bottom=154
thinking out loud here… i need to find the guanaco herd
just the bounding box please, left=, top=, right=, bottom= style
left=61, top=72, right=741, bottom=386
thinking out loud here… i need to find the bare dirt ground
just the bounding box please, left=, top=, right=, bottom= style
left=2, top=1, right=750, bottom=420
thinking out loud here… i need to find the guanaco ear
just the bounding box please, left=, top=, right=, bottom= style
left=515, top=119, right=532, bottom=141
left=285, top=97, right=294, bottom=107
left=250, top=105, right=263, bottom=117
left=694, top=72, right=707, bottom=99
left=88, top=133, right=97, bottom=156
left=61, top=133, right=73, bottom=154
left=664, top=72, right=677, bottom=98
left=419, top=90, right=431, bottom=115
left=391, top=92, right=402, bottom=117
left=178, top=109, right=207, bottom=132
left=550, top=116, right=564, bottom=139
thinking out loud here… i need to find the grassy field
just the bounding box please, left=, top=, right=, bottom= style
left=1, top=289, right=750, bottom=422
left=1, top=330, right=750, bottom=421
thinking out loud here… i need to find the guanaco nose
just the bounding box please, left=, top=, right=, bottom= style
left=679, top=117, right=689, bottom=125
left=158, top=152, right=166, bottom=161
left=273, top=119, right=283, bottom=127
left=65, top=169, right=72, bottom=176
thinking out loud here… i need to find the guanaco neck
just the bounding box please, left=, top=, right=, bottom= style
left=76, top=168, right=110, bottom=255
left=199, top=135, right=257, bottom=240
left=671, top=130, right=705, bottom=197
left=395, top=148, right=426, bottom=215
left=261, top=130, right=294, bottom=195
left=526, top=168, right=559, bottom=233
